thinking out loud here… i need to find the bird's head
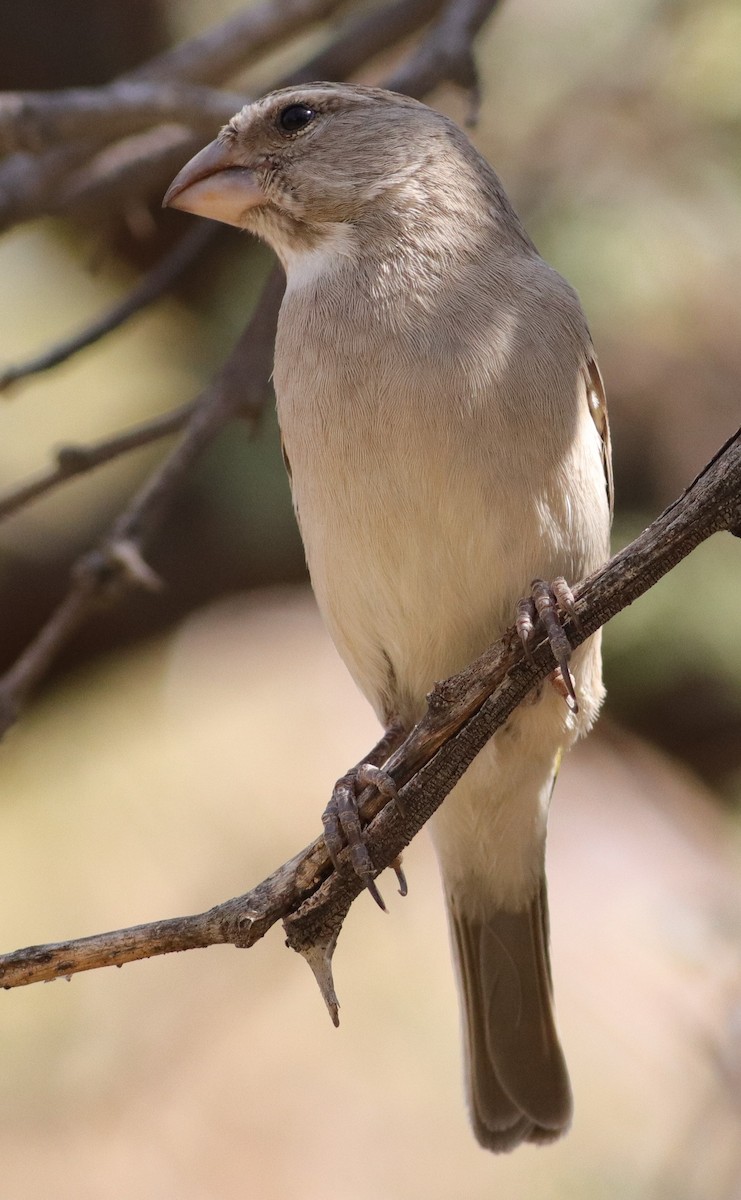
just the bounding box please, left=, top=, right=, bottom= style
left=163, top=84, right=487, bottom=269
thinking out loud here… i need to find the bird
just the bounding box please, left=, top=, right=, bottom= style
left=164, top=83, right=613, bottom=1153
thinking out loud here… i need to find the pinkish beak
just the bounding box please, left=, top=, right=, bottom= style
left=163, top=138, right=266, bottom=228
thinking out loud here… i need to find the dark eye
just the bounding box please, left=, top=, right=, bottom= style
left=278, top=104, right=316, bottom=134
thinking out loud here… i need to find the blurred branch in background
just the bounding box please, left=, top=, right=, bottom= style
left=0, top=426, right=738, bottom=992
left=0, top=83, right=246, bottom=155
left=0, top=400, right=196, bottom=519
left=0, top=221, right=215, bottom=391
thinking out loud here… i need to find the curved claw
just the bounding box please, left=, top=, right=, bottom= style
left=365, top=876, right=387, bottom=912
left=515, top=596, right=537, bottom=664
left=391, top=855, right=408, bottom=897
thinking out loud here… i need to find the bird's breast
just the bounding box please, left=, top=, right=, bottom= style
left=273, top=287, right=609, bottom=724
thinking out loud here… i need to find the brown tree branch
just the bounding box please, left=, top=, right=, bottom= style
left=386, top=0, right=501, bottom=110
left=127, top=0, right=348, bottom=87
left=283, top=0, right=446, bottom=86
left=0, top=222, right=215, bottom=393
left=0, top=84, right=246, bottom=156
left=1, top=427, right=738, bottom=992
left=54, top=126, right=211, bottom=227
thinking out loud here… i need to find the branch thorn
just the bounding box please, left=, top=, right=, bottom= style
left=296, top=930, right=341, bottom=1027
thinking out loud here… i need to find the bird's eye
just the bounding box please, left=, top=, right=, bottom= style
left=277, top=104, right=316, bottom=134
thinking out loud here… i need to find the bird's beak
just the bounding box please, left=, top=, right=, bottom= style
left=163, top=138, right=267, bottom=228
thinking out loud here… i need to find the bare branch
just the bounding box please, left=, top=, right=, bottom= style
left=54, top=126, right=209, bottom=227
left=0, top=223, right=215, bottom=393
left=387, top=0, right=502, bottom=112
left=0, top=266, right=285, bottom=737
left=284, top=0, right=445, bottom=85
left=0, top=84, right=246, bottom=156
left=1, top=428, right=738, bottom=990
left=127, top=0, right=348, bottom=86
left=0, top=401, right=196, bottom=522
left=0, top=143, right=90, bottom=232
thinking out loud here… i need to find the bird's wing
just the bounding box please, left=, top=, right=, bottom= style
left=584, top=355, right=614, bottom=517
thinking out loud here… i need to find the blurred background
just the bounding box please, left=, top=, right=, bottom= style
left=0, top=1, right=739, bottom=1197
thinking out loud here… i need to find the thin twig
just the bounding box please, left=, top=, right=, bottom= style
left=0, top=428, right=738, bottom=990
left=127, top=0, right=348, bottom=86
left=387, top=0, right=501, bottom=113
left=0, top=223, right=215, bottom=393
left=54, top=126, right=210, bottom=226
left=283, top=0, right=446, bottom=85
left=0, top=266, right=285, bottom=737
left=0, top=401, right=196, bottom=521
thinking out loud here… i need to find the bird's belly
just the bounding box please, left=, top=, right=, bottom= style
left=284, top=422, right=600, bottom=727
left=304, top=479, right=512, bottom=723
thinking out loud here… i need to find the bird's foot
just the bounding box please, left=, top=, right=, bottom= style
left=515, top=577, right=583, bottom=713
left=323, top=761, right=404, bottom=911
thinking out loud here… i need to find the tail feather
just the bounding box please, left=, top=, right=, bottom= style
left=450, top=878, right=572, bottom=1152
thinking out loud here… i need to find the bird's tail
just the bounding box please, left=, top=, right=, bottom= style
left=448, top=876, right=572, bottom=1152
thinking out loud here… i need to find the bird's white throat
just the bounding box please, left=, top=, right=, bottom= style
left=282, top=222, right=357, bottom=294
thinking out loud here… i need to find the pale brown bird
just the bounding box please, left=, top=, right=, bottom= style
left=164, top=83, right=613, bottom=1152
